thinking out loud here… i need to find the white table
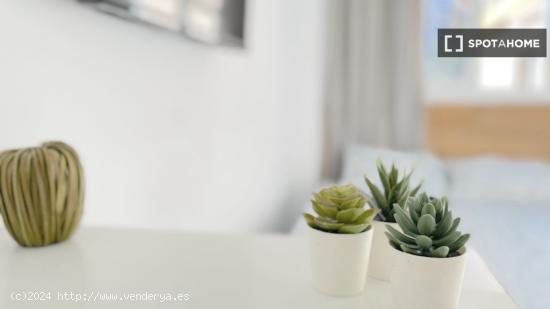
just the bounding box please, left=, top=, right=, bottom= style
left=0, top=227, right=516, bottom=308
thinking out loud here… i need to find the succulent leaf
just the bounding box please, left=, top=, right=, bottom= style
left=389, top=165, right=398, bottom=186
left=388, top=238, right=401, bottom=250
left=303, top=213, right=316, bottom=227
left=433, top=210, right=453, bottom=237
left=448, top=234, right=470, bottom=252
left=353, top=208, right=378, bottom=224
left=365, top=177, right=387, bottom=210
left=433, top=230, right=461, bottom=247
left=338, top=224, right=369, bottom=234
left=410, top=182, right=422, bottom=197
left=433, top=199, right=443, bottom=217
left=312, top=193, right=337, bottom=208
left=385, top=231, right=402, bottom=246
left=394, top=213, right=419, bottom=237
left=401, top=244, right=422, bottom=255
left=386, top=225, right=416, bottom=244
left=385, top=232, right=401, bottom=245
left=311, top=200, right=338, bottom=219
left=395, top=213, right=418, bottom=237
left=421, top=203, right=436, bottom=217
left=418, top=193, right=430, bottom=205
left=428, top=246, right=450, bottom=258
left=446, top=218, right=461, bottom=235
left=394, top=204, right=419, bottom=234
left=336, top=208, right=363, bottom=223
left=397, top=193, right=411, bottom=211
left=408, top=202, right=419, bottom=223
left=400, top=242, right=421, bottom=250
left=417, top=214, right=436, bottom=235
left=411, top=194, right=424, bottom=212
left=415, top=235, right=433, bottom=249
left=341, top=196, right=365, bottom=209
left=314, top=217, right=344, bottom=232
left=377, top=161, right=390, bottom=193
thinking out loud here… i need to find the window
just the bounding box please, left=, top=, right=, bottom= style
left=423, top=0, right=549, bottom=102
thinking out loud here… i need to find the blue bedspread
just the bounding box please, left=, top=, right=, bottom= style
left=453, top=200, right=550, bottom=309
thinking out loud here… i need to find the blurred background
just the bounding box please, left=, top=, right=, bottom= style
left=0, top=0, right=325, bottom=233
left=0, top=0, right=548, bottom=307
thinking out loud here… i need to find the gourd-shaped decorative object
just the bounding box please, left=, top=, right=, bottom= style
left=0, top=141, right=84, bottom=247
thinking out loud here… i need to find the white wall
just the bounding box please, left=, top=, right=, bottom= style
left=0, top=0, right=326, bottom=233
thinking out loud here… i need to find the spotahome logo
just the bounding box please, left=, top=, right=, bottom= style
left=438, top=28, right=546, bottom=57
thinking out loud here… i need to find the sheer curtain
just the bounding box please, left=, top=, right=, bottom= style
left=321, top=0, right=424, bottom=178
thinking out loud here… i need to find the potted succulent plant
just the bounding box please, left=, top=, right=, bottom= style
left=364, top=161, right=421, bottom=281
left=386, top=194, right=470, bottom=309
left=304, top=184, right=378, bottom=296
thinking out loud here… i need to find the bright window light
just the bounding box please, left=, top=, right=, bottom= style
left=479, top=58, right=516, bottom=88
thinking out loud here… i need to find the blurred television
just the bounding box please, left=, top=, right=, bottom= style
left=80, top=0, right=246, bottom=47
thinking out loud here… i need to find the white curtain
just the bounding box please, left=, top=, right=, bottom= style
left=322, top=0, right=424, bottom=178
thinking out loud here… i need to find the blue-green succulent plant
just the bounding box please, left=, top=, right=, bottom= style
left=385, top=193, right=470, bottom=258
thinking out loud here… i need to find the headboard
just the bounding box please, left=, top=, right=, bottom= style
left=427, top=104, right=550, bottom=161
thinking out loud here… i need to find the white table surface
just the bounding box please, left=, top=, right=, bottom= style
left=0, top=227, right=516, bottom=308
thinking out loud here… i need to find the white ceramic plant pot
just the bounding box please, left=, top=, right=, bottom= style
left=368, top=220, right=399, bottom=281
left=307, top=226, right=373, bottom=296
left=390, top=247, right=467, bottom=309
